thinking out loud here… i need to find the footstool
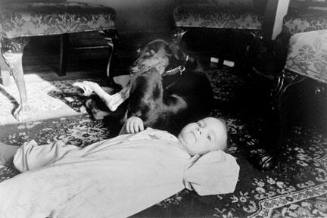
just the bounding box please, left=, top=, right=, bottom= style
left=0, top=1, right=117, bottom=121
left=172, top=0, right=267, bottom=68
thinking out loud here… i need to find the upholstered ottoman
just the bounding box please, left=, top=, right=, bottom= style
left=275, top=30, right=327, bottom=99
left=0, top=1, right=117, bottom=121
left=284, top=4, right=327, bottom=35
left=273, top=3, right=327, bottom=98
left=173, top=0, right=268, bottom=68
left=174, top=0, right=263, bottom=30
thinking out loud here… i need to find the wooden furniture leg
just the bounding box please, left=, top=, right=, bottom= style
left=2, top=38, right=30, bottom=121
left=273, top=70, right=305, bottom=141
left=59, top=34, right=69, bottom=76
left=0, top=57, right=11, bottom=86
left=266, top=70, right=305, bottom=159
left=0, top=41, right=12, bottom=86
left=102, top=29, right=118, bottom=79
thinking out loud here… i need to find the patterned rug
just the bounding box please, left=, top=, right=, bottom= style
left=0, top=74, right=111, bottom=125
left=0, top=68, right=326, bottom=218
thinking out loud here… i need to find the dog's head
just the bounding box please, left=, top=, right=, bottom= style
left=130, top=39, right=188, bottom=75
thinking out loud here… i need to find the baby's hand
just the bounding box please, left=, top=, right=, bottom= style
left=125, top=116, right=144, bottom=134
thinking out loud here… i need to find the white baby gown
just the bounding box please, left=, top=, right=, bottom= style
left=0, top=128, right=239, bottom=218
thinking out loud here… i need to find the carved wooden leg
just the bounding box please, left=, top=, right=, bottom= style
left=0, top=60, right=11, bottom=86
left=257, top=70, right=304, bottom=170
left=59, top=34, right=69, bottom=76
left=0, top=42, right=12, bottom=86
left=2, top=38, right=30, bottom=121
left=272, top=70, right=304, bottom=145
left=102, top=29, right=118, bottom=79
left=106, top=37, right=114, bottom=78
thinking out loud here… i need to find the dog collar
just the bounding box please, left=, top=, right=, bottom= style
left=163, top=65, right=185, bottom=76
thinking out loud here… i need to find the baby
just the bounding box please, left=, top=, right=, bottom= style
left=177, top=117, right=227, bottom=156
left=0, top=117, right=238, bottom=218
left=0, top=117, right=227, bottom=169
left=122, top=116, right=227, bottom=156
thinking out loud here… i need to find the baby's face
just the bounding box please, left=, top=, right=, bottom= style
left=178, top=117, right=227, bottom=156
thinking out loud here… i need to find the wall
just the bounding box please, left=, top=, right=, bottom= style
left=68, top=0, right=175, bottom=34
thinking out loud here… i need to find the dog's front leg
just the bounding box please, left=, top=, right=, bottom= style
left=105, top=87, right=130, bottom=111
left=74, top=81, right=130, bottom=112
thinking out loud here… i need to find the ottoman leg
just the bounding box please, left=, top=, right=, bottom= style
left=0, top=68, right=11, bottom=87
left=103, top=29, right=119, bottom=79
left=105, top=37, right=114, bottom=78
left=255, top=70, right=305, bottom=170
left=59, top=34, right=69, bottom=76
left=2, top=38, right=29, bottom=121
left=0, top=43, right=12, bottom=86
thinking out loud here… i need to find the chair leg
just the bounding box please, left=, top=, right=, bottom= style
left=59, top=34, right=69, bottom=76
left=2, top=38, right=29, bottom=121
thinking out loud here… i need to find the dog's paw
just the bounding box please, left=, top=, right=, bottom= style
left=73, top=82, right=94, bottom=96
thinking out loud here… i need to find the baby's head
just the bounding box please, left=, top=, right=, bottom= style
left=178, top=117, right=227, bottom=156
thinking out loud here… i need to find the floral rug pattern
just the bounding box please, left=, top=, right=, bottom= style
left=0, top=77, right=112, bottom=125
left=0, top=68, right=326, bottom=218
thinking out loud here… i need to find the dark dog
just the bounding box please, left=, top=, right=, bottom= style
left=125, top=39, right=213, bottom=135
left=82, top=38, right=213, bottom=136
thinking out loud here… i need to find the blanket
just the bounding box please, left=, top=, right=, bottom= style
left=0, top=128, right=239, bottom=218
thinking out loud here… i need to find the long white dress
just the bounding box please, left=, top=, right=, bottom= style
left=0, top=128, right=239, bottom=218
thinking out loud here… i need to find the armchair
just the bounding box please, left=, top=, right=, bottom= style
left=256, top=0, right=327, bottom=169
